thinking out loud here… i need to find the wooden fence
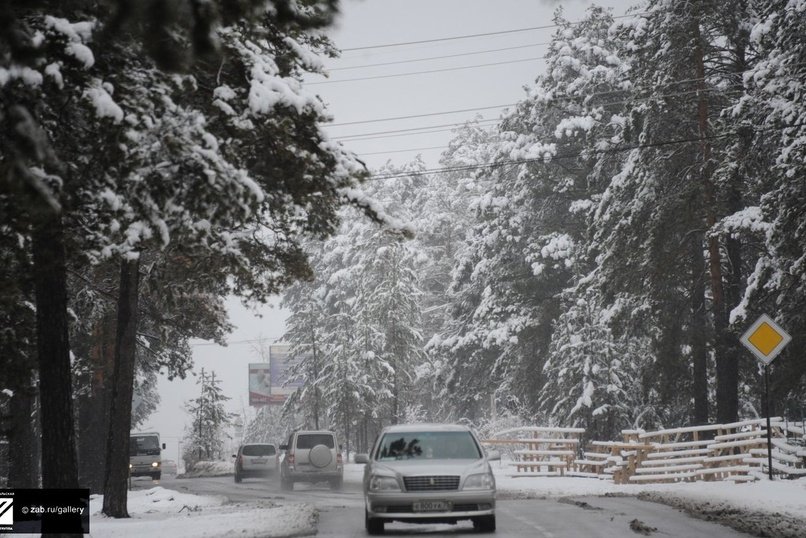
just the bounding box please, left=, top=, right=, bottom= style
left=481, top=419, right=806, bottom=484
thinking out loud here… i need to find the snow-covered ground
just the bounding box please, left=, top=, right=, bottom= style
left=88, top=486, right=316, bottom=538
left=84, top=462, right=806, bottom=537
left=492, top=464, right=806, bottom=517
left=491, top=463, right=806, bottom=538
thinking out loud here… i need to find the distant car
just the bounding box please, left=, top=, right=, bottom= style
left=161, top=459, right=178, bottom=476
left=356, top=423, right=499, bottom=535
left=233, top=443, right=278, bottom=482
left=279, top=430, right=343, bottom=491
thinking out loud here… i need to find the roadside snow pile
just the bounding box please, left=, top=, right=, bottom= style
left=492, top=465, right=631, bottom=499
left=181, top=460, right=234, bottom=478
left=640, top=480, right=806, bottom=538
left=492, top=464, right=806, bottom=538
left=89, top=486, right=225, bottom=515
left=89, top=487, right=317, bottom=538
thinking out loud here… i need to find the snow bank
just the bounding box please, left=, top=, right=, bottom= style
left=639, top=480, right=806, bottom=538
left=88, top=487, right=316, bottom=538
left=492, top=464, right=806, bottom=535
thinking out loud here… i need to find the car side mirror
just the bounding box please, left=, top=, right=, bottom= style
left=231, top=454, right=237, bottom=458
left=279, top=444, right=288, bottom=450
left=339, top=444, right=343, bottom=451
left=354, top=453, right=369, bottom=464
left=162, top=443, right=166, bottom=449
left=486, top=450, right=501, bottom=461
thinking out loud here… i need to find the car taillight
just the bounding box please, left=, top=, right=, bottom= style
left=337, top=453, right=343, bottom=465
left=287, top=453, right=295, bottom=465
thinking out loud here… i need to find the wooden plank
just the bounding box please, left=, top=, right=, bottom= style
left=646, top=448, right=710, bottom=458
left=713, top=430, right=768, bottom=442
left=635, top=463, right=703, bottom=474
left=513, top=450, right=575, bottom=456
left=482, top=438, right=579, bottom=445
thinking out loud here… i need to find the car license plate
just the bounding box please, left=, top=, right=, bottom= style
left=251, top=458, right=267, bottom=464
left=413, top=500, right=451, bottom=512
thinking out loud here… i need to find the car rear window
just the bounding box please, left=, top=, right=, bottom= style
left=376, top=431, right=481, bottom=460
left=242, top=444, right=276, bottom=456
left=295, top=434, right=335, bottom=449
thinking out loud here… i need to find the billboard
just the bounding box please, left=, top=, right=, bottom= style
left=269, top=344, right=304, bottom=403
left=248, top=345, right=307, bottom=406
left=248, top=363, right=273, bottom=406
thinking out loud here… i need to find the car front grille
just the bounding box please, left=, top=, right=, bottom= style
left=403, top=475, right=460, bottom=491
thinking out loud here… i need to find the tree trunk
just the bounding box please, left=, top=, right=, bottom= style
left=7, top=384, right=39, bottom=488
left=78, top=314, right=115, bottom=493
left=31, top=214, right=80, bottom=489
left=690, top=233, right=709, bottom=425
left=693, top=18, right=736, bottom=423
left=102, top=258, right=141, bottom=518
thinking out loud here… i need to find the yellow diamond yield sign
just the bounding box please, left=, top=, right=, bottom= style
left=740, top=314, right=791, bottom=365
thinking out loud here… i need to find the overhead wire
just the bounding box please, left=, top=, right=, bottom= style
left=328, top=42, right=551, bottom=71
left=190, top=337, right=283, bottom=347
left=339, top=14, right=643, bottom=52
left=328, top=85, right=745, bottom=146
left=334, top=120, right=500, bottom=143
left=310, top=56, right=546, bottom=85
left=327, top=104, right=516, bottom=127
left=366, top=130, right=755, bottom=182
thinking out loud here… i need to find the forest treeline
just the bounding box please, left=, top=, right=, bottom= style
left=280, top=1, right=806, bottom=451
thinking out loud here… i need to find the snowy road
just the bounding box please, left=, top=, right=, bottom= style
left=139, top=476, right=754, bottom=537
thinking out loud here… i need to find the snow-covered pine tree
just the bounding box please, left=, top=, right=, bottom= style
left=593, top=0, right=744, bottom=425
left=433, top=6, right=629, bottom=423
left=184, top=369, right=233, bottom=467
left=726, top=0, right=806, bottom=409
left=540, top=288, right=656, bottom=440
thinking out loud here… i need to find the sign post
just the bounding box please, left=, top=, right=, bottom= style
left=739, top=314, right=792, bottom=481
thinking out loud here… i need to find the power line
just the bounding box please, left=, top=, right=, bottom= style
left=340, top=14, right=641, bottom=52
left=367, top=130, right=750, bottom=181
left=190, top=337, right=283, bottom=347
left=309, top=56, right=545, bottom=85
left=330, top=86, right=743, bottom=141
left=327, top=104, right=515, bottom=128
left=359, top=145, right=447, bottom=157
left=341, top=24, right=562, bottom=52
left=334, top=120, right=500, bottom=143
left=329, top=42, right=550, bottom=71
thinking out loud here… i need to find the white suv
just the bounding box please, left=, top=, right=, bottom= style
left=233, top=443, right=277, bottom=482
left=279, top=430, right=343, bottom=490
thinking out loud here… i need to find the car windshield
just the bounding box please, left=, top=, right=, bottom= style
left=376, top=431, right=481, bottom=460
left=296, top=434, right=335, bottom=449
left=242, top=445, right=276, bottom=456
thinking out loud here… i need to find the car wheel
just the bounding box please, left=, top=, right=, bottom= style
left=365, top=508, right=384, bottom=535
left=152, top=472, right=161, bottom=481
left=329, top=476, right=343, bottom=491
left=473, top=515, right=496, bottom=533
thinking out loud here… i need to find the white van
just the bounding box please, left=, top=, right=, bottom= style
left=130, top=432, right=165, bottom=480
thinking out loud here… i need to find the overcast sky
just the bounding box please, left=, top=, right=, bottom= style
left=141, top=0, right=632, bottom=461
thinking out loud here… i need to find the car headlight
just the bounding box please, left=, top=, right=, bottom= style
left=151, top=462, right=159, bottom=467
left=369, top=475, right=401, bottom=492
left=463, top=472, right=494, bottom=490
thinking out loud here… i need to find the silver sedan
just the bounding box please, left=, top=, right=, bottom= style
left=355, top=423, right=499, bottom=535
